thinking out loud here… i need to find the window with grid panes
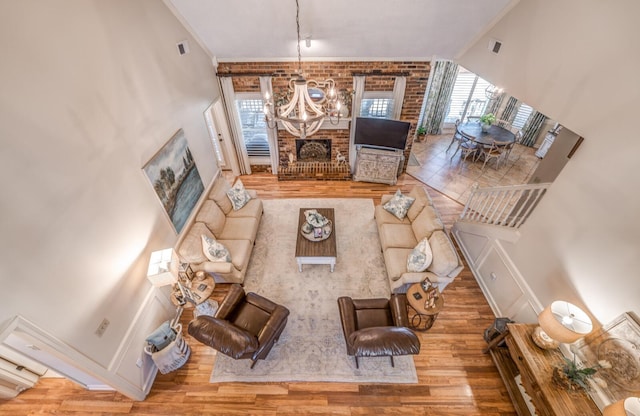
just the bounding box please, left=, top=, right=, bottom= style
left=360, top=92, right=394, bottom=119
left=444, top=67, right=492, bottom=124
left=235, top=95, right=270, bottom=158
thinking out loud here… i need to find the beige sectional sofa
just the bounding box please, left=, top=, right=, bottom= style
left=374, top=186, right=463, bottom=293
left=175, top=175, right=262, bottom=284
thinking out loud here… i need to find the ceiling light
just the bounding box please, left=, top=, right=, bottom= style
left=263, top=0, right=344, bottom=138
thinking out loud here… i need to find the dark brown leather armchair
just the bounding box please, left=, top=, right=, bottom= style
left=188, top=284, right=289, bottom=369
left=337, top=295, right=420, bottom=368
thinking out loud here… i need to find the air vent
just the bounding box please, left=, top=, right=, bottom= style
left=488, top=39, right=502, bottom=54
left=177, top=40, right=190, bottom=56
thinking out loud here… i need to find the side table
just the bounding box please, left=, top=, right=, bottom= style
left=406, top=283, right=444, bottom=331
left=170, top=273, right=215, bottom=308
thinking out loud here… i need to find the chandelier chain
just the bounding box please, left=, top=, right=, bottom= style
left=295, top=0, right=302, bottom=74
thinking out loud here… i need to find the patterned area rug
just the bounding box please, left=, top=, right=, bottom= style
left=210, top=198, right=418, bottom=383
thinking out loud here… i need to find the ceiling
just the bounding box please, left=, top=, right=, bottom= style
left=166, top=0, right=517, bottom=62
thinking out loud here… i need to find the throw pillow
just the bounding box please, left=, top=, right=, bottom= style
left=201, top=235, right=231, bottom=262
left=383, top=189, right=415, bottom=220
left=226, top=179, right=252, bottom=211
left=407, top=237, right=433, bottom=272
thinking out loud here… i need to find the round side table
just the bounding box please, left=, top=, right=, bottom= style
left=170, top=273, right=215, bottom=308
left=406, top=283, right=444, bottom=331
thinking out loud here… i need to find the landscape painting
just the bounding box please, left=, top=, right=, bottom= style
left=143, top=129, right=204, bottom=233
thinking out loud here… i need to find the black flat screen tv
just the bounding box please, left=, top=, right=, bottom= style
left=354, top=117, right=411, bottom=151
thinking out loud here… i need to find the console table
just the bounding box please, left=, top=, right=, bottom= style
left=485, top=323, right=600, bottom=416
left=353, top=146, right=403, bottom=185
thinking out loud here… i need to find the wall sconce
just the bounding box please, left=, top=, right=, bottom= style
left=603, top=397, right=640, bottom=416
left=147, top=248, right=179, bottom=287
left=532, top=300, right=593, bottom=350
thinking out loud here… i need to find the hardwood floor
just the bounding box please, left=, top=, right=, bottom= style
left=1, top=174, right=515, bottom=415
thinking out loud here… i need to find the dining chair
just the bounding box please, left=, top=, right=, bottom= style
left=457, top=139, right=479, bottom=169
left=445, top=119, right=464, bottom=153
left=495, top=119, right=512, bottom=131
left=478, top=140, right=513, bottom=170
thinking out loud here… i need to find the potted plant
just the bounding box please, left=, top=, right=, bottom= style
left=552, top=355, right=611, bottom=392
left=416, top=125, right=427, bottom=141
left=480, top=113, right=496, bottom=132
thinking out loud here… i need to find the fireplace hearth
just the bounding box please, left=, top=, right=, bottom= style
left=296, top=139, right=331, bottom=162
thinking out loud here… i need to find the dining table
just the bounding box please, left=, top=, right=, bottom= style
left=458, top=122, right=516, bottom=146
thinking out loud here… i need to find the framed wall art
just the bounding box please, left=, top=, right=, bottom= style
left=572, top=312, right=640, bottom=408
left=143, top=129, right=204, bottom=233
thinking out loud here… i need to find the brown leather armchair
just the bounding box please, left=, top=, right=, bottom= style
left=188, top=284, right=289, bottom=369
left=337, top=295, right=420, bottom=368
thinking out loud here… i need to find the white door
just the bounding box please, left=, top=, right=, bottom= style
left=204, top=102, right=230, bottom=170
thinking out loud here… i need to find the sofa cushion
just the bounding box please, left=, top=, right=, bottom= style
left=411, top=204, right=444, bottom=239
left=427, top=230, right=459, bottom=277
left=178, top=222, right=212, bottom=264
left=382, top=189, right=415, bottom=220
left=227, top=198, right=263, bottom=220
left=201, top=235, right=232, bottom=262
left=406, top=188, right=427, bottom=221
left=226, top=179, right=252, bottom=211
left=379, top=223, right=418, bottom=249
left=383, top=248, right=414, bottom=281
left=209, top=177, right=233, bottom=214
left=218, top=217, right=259, bottom=243
left=218, top=239, right=252, bottom=270
left=374, top=204, right=411, bottom=228
left=196, top=200, right=226, bottom=237
left=407, top=237, right=433, bottom=273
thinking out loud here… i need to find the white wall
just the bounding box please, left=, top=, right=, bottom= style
left=0, top=0, right=219, bottom=393
left=458, top=0, right=640, bottom=325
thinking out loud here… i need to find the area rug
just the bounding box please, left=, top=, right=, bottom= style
left=210, top=198, right=418, bottom=384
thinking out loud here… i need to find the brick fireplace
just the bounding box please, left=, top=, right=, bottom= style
left=217, top=61, right=430, bottom=180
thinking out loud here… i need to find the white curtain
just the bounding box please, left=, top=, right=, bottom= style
left=392, top=76, right=406, bottom=120
left=349, top=76, right=366, bottom=172
left=219, top=77, right=251, bottom=175
left=259, top=76, right=279, bottom=174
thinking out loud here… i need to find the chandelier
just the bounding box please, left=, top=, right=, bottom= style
left=263, top=0, right=343, bottom=138
left=485, top=85, right=504, bottom=100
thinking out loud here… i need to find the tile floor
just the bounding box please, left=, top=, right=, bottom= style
left=407, top=132, right=540, bottom=205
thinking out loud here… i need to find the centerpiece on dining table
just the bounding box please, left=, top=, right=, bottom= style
left=301, top=209, right=333, bottom=241
left=480, top=113, right=496, bottom=132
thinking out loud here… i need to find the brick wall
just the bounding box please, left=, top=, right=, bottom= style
left=218, top=61, right=431, bottom=178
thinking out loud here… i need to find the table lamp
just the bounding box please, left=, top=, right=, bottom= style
left=146, top=248, right=179, bottom=287
left=604, top=397, right=640, bottom=416
left=531, top=300, right=593, bottom=350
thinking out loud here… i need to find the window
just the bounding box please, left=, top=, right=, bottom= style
left=444, top=68, right=492, bottom=124
left=235, top=95, right=270, bottom=159
left=360, top=92, right=394, bottom=119
left=512, top=103, right=534, bottom=130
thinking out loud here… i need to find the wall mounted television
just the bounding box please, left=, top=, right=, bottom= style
left=354, top=117, right=411, bottom=151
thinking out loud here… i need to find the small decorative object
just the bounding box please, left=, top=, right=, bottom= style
left=304, top=209, right=329, bottom=227
left=313, top=227, right=323, bottom=238
left=480, top=113, right=496, bottom=132
left=420, top=278, right=432, bottom=292
left=423, top=286, right=439, bottom=310
left=301, top=219, right=332, bottom=241
left=336, top=150, right=346, bottom=165
left=552, top=354, right=611, bottom=392
left=302, top=222, right=313, bottom=234
left=289, top=152, right=295, bottom=165
left=195, top=270, right=206, bottom=281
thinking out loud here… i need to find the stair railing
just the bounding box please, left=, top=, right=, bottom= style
left=460, top=182, right=551, bottom=228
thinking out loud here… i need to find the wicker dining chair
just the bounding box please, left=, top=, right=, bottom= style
left=478, top=140, right=513, bottom=170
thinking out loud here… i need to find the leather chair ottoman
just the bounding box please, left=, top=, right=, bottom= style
left=337, top=295, right=420, bottom=368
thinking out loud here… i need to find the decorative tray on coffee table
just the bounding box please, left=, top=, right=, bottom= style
left=301, top=220, right=332, bottom=242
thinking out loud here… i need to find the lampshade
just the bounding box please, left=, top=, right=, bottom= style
left=538, top=300, right=593, bottom=344
left=146, top=248, right=179, bottom=287
left=604, top=397, right=640, bottom=416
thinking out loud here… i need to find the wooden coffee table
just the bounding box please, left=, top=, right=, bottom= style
left=295, top=208, right=337, bottom=272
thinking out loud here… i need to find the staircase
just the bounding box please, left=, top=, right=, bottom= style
left=451, top=182, right=551, bottom=324
left=459, top=182, right=550, bottom=229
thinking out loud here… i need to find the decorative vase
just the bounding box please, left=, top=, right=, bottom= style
left=481, top=123, right=490, bottom=133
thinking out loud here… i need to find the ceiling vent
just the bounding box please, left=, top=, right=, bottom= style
left=177, top=40, right=190, bottom=56
left=488, top=39, right=502, bottom=54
